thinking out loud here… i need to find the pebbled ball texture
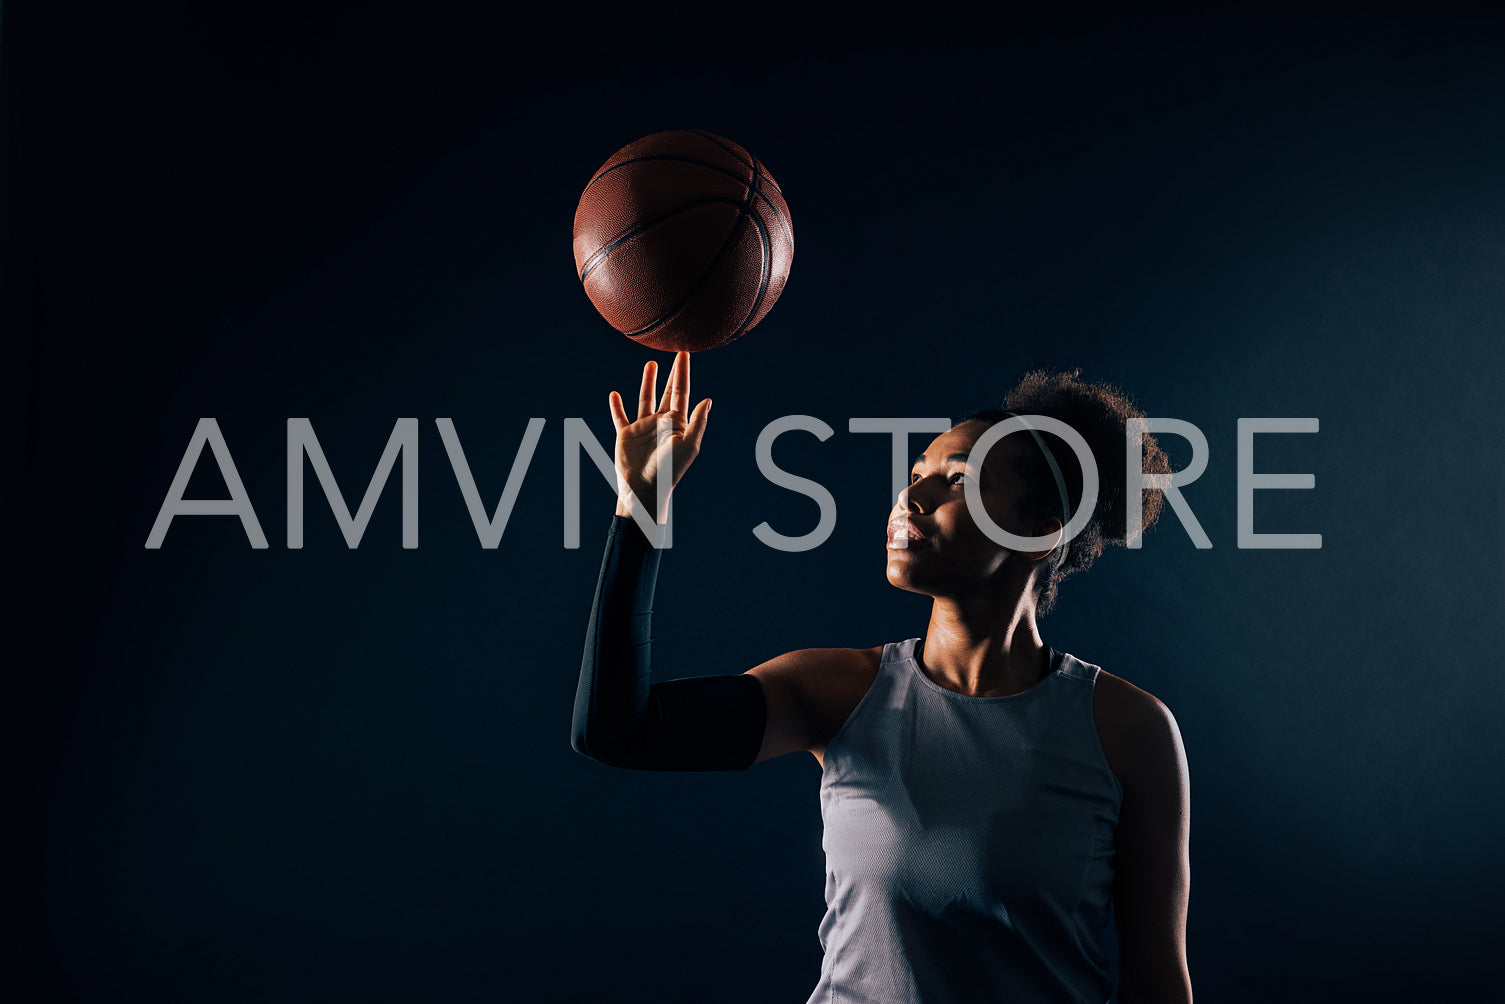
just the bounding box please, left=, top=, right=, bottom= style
left=573, top=130, right=794, bottom=352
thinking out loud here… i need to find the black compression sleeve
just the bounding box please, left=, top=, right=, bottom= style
left=570, top=515, right=768, bottom=771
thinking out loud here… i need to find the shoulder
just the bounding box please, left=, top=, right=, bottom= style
left=746, top=645, right=883, bottom=677
left=745, top=645, right=883, bottom=757
left=746, top=645, right=883, bottom=713
left=1092, top=669, right=1189, bottom=798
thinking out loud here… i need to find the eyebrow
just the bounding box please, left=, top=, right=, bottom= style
left=912, top=453, right=974, bottom=465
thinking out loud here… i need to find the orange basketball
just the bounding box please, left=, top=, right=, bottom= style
left=572, top=130, right=794, bottom=353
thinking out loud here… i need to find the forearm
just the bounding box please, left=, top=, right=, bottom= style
left=570, top=515, right=766, bottom=771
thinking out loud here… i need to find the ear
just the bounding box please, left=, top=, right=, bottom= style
left=1022, top=516, right=1065, bottom=564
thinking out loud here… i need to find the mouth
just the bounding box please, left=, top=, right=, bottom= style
left=887, top=518, right=928, bottom=549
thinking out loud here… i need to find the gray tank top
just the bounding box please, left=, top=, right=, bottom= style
left=806, top=637, right=1122, bottom=1004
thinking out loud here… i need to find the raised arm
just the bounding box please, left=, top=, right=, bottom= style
left=569, top=352, right=769, bottom=771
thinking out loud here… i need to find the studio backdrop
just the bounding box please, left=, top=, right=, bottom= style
left=6, top=4, right=1503, bottom=1002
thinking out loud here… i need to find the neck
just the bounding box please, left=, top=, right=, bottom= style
left=918, top=588, right=1050, bottom=698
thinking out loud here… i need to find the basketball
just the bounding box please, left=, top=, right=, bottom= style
left=572, top=130, right=794, bottom=353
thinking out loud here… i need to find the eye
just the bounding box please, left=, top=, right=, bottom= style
left=911, top=470, right=969, bottom=485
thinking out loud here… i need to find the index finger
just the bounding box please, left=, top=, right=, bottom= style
left=608, top=390, right=629, bottom=431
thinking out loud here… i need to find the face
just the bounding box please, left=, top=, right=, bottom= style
left=885, top=421, right=1051, bottom=597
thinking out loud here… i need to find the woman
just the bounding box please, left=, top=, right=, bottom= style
left=572, top=351, right=1192, bottom=1004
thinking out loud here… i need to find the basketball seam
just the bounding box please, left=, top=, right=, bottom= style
left=626, top=168, right=761, bottom=339
left=686, top=130, right=785, bottom=199
left=719, top=168, right=773, bottom=346
left=624, top=215, right=746, bottom=338
left=583, top=154, right=792, bottom=248
left=708, top=208, right=770, bottom=349
left=681, top=130, right=791, bottom=243
left=751, top=158, right=792, bottom=239
left=577, top=195, right=745, bottom=283
left=686, top=130, right=757, bottom=179
left=679, top=134, right=792, bottom=244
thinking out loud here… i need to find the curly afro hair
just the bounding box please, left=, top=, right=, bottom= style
left=959, top=368, right=1170, bottom=616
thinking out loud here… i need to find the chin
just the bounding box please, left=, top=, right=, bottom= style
left=885, top=565, right=931, bottom=596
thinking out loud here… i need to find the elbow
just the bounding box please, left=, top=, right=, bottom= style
left=570, top=689, right=617, bottom=764
left=570, top=720, right=610, bottom=764
left=570, top=725, right=593, bottom=760
left=570, top=720, right=637, bottom=768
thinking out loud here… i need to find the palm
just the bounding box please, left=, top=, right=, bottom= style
left=608, top=351, right=712, bottom=521
left=619, top=413, right=686, bottom=473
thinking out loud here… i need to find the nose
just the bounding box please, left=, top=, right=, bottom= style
left=896, top=479, right=932, bottom=516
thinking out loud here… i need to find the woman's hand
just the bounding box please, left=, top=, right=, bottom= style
left=609, top=350, right=712, bottom=523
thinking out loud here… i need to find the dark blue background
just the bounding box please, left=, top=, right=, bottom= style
left=6, top=3, right=1504, bottom=1001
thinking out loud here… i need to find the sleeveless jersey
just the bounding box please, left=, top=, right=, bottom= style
left=806, top=637, right=1122, bottom=1004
